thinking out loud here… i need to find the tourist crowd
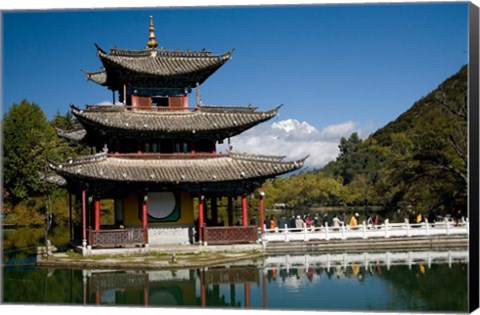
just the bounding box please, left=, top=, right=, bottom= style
left=263, top=208, right=465, bottom=233
left=263, top=211, right=384, bottom=232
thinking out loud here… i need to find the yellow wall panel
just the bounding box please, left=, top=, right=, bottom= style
left=121, top=192, right=194, bottom=226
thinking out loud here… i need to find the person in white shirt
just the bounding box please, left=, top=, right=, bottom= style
left=332, top=214, right=344, bottom=230
left=295, top=215, right=304, bottom=229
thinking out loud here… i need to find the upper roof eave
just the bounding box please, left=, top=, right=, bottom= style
left=92, top=43, right=233, bottom=78
left=95, top=42, right=234, bottom=59
left=82, top=69, right=107, bottom=85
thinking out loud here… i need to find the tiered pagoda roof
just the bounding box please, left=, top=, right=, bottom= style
left=57, top=104, right=281, bottom=143
left=84, top=45, right=233, bottom=96
left=84, top=16, right=233, bottom=96
left=46, top=151, right=306, bottom=192
left=45, top=16, right=306, bottom=192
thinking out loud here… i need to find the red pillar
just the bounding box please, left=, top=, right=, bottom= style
left=242, top=193, right=248, bottom=227
left=262, top=271, right=267, bottom=308
left=82, top=190, right=87, bottom=245
left=94, top=197, right=100, bottom=231
left=198, top=195, right=205, bottom=243
left=142, top=194, right=148, bottom=229
left=200, top=270, right=206, bottom=307
left=259, top=188, right=265, bottom=236
left=96, top=291, right=101, bottom=305
left=144, top=287, right=149, bottom=306
left=83, top=278, right=87, bottom=305
left=244, top=282, right=251, bottom=309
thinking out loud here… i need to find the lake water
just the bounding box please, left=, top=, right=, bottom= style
left=2, top=228, right=469, bottom=312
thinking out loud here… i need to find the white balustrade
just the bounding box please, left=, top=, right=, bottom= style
left=261, top=217, right=468, bottom=243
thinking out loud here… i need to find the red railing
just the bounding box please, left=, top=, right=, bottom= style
left=126, top=106, right=200, bottom=112
left=88, top=228, right=148, bottom=248
left=203, top=226, right=258, bottom=245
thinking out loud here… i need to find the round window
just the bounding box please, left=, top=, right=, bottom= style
left=147, top=192, right=176, bottom=219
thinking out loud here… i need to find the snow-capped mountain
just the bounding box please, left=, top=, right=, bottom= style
left=272, top=119, right=317, bottom=134
left=221, top=118, right=370, bottom=170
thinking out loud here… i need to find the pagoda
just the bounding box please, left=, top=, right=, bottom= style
left=46, top=17, right=305, bottom=254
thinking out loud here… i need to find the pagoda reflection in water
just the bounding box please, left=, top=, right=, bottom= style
left=85, top=266, right=262, bottom=308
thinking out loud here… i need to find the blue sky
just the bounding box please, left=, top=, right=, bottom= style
left=1, top=2, right=469, bottom=167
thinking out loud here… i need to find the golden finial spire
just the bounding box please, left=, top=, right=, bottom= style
left=147, top=16, right=158, bottom=49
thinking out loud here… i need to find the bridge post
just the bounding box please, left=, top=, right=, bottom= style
left=362, top=221, right=367, bottom=239
left=446, top=218, right=451, bottom=235
left=325, top=222, right=330, bottom=240
left=384, top=219, right=389, bottom=238
left=405, top=218, right=411, bottom=237
left=303, top=225, right=308, bottom=242
left=386, top=251, right=390, bottom=270
left=284, top=224, right=289, bottom=242
left=341, top=224, right=346, bottom=240
left=326, top=253, right=331, bottom=272
left=424, top=218, right=429, bottom=236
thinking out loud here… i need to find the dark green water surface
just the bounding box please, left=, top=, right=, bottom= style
left=2, top=228, right=468, bottom=312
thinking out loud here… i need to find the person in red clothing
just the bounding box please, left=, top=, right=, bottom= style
left=373, top=212, right=381, bottom=228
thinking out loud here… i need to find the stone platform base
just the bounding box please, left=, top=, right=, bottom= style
left=148, top=224, right=194, bottom=245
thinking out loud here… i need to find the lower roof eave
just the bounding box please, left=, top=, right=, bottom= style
left=47, top=151, right=307, bottom=194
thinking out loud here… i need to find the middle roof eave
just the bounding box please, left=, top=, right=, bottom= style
left=70, top=105, right=278, bottom=135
